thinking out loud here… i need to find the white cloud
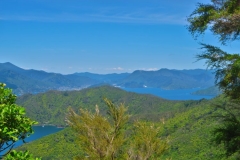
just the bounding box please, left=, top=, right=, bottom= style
left=139, top=68, right=159, bottom=71
left=41, top=68, right=48, bottom=71
left=147, top=68, right=158, bottom=71
left=106, top=67, right=124, bottom=71
left=20, top=66, right=30, bottom=70
left=113, top=67, right=124, bottom=71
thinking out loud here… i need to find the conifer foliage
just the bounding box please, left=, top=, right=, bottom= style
left=197, top=44, right=240, bottom=100
left=128, top=121, right=168, bottom=159
left=67, top=98, right=168, bottom=160
left=188, top=0, right=240, bottom=157
left=188, top=0, right=240, bottom=43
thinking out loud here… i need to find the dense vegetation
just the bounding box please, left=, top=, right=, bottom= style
left=2, top=0, right=240, bottom=159
left=162, top=96, right=239, bottom=160
left=67, top=98, right=168, bottom=159
left=0, top=83, right=40, bottom=159
left=16, top=94, right=237, bottom=159
left=16, top=85, right=201, bottom=126
left=188, top=0, right=240, bottom=157
left=16, top=128, right=79, bottom=160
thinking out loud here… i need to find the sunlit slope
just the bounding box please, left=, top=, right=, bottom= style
left=17, top=128, right=80, bottom=160
left=161, top=96, right=236, bottom=160
left=16, top=96, right=236, bottom=159
left=17, top=85, right=199, bottom=126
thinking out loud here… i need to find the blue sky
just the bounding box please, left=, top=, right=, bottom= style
left=1, top=0, right=239, bottom=74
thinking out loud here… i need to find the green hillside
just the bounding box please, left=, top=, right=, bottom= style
left=17, top=128, right=80, bottom=160
left=16, top=85, right=198, bottom=126
left=16, top=95, right=236, bottom=159
left=161, top=97, right=234, bottom=160
left=192, top=86, right=222, bottom=96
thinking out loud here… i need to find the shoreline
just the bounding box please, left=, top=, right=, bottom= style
left=33, top=124, right=66, bottom=128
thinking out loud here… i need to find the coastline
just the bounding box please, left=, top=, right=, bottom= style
left=33, top=124, right=66, bottom=128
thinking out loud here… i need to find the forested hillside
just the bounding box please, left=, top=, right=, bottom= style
left=16, top=85, right=199, bottom=126
left=2, top=0, right=240, bottom=159
left=16, top=95, right=236, bottom=159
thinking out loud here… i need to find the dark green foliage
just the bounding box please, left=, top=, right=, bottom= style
left=213, top=120, right=240, bottom=157
left=212, top=102, right=240, bottom=157
left=5, top=150, right=41, bottom=160
left=194, top=44, right=240, bottom=157
left=197, top=44, right=240, bottom=100
left=161, top=96, right=238, bottom=160
left=0, top=83, right=37, bottom=158
left=188, top=0, right=240, bottom=156
left=188, top=0, right=240, bottom=44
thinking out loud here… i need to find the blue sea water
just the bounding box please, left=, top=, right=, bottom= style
left=121, top=87, right=215, bottom=100
left=1, top=126, right=63, bottom=155
left=15, top=126, right=63, bottom=148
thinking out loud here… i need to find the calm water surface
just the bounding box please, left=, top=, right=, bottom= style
left=14, top=126, right=63, bottom=148
left=121, top=87, right=215, bottom=100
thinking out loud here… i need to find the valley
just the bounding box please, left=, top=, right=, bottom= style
left=0, top=62, right=230, bottom=159
left=14, top=86, right=233, bottom=159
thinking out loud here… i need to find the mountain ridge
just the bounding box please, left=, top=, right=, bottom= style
left=0, top=62, right=215, bottom=95
left=117, top=68, right=214, bottom=89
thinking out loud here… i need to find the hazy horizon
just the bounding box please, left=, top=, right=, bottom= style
left=2, top=61, right=213, bottom=75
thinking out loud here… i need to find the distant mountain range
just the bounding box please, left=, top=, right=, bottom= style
left=0, top=62, right=215, bottom=95
left=0, top=62, right=130, bottom=95
left=117, top=69, right=215, bottom=89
